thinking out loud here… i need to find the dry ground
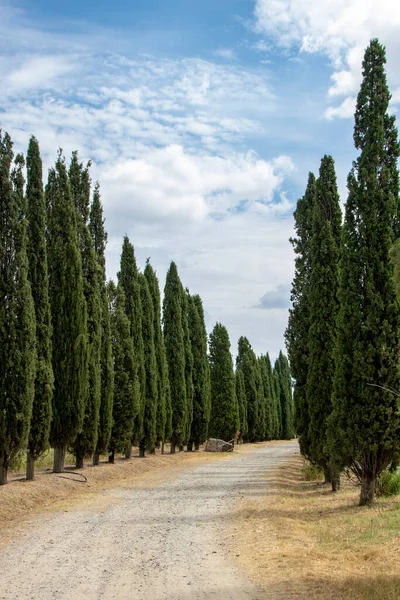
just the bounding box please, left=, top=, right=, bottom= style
left=228, top=454, right=400, bottom=600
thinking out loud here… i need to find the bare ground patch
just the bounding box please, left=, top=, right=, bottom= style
left=227, top=454, right=400, bottom=600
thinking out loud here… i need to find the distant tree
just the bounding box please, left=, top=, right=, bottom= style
left=285, top=174, right=316, bottom=456
left=306, top=155, right=342, bottom=489
left=90, top=184, right=114, bottom=465
left=235, top=367, right=248, bottom=442
left=163, top=262, right=186, bottom=453
left=144, top=259, right=169, bottom=452
left=25, top=136, right=53, bottom=480
left=187, top=295, right=211, bottom=450
left=330, top=40, right=400, bottom=506
left=181, top=288, right=194, bottom=447
left=258, top=355, right=273, bottom=440
left=118, top=236, right=145, bottom=456
left=208, top=323, right=239, bottom=441
left=46, top=151, right=88, bottom=473
left=69, top=153, right=101, bottom=469
left=138, top=273, right=158, bottom=456
left=108, top=281, right=140, bottom=463
left=274, top=352, right=294, bottom=440
left=0, top=136, right=36, bottom=485
left=236, top=337, right=259, bottom=442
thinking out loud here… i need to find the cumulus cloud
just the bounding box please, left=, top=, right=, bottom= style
left=254, top=0, right=400, bottom=118
left=255, top=284, right=291, bottom=309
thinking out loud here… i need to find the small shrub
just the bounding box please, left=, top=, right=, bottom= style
left=301, top=461, right=323, bottom=481
left=375, top=470, right=400, bottom=498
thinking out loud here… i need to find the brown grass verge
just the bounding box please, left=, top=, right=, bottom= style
left=228, top=454, right=400, bottom=600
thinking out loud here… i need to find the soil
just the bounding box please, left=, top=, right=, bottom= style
left=0, top=441, right=297, bottom=600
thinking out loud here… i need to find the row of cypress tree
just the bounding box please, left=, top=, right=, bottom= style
left=286, top=39, right=400, bottom=506
left=0, top=132, right=294, bottom=485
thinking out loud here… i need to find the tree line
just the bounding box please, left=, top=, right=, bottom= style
left=286, top=39, right=400, bottom=506
left=0, top=133, right=294, bottom=485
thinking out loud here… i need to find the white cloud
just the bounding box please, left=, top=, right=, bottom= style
left=254, top=0, right=400, bottom=118
left=214, top=48, right=236, bottom=61
left=324, top=96, right=356, bottom=120
left=4, top=55, right=77, bottom=92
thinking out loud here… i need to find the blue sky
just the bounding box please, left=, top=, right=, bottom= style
left=1, top=0, right=400, bottom=360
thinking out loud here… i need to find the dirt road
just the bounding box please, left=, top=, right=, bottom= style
left=0, top=441, right=297, bottom=600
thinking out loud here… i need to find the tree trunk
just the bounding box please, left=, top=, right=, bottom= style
left=26, top=450, right=35, bottom=481
left=324, top=465, right=332, bottom=484
left=359, top=475, right=375, bottom=506
left=93, top=452, right=100, bottom=466
left=125, top=445, right=132, bottom=459
left=139, top=444, right=145, bottom=458
left=53, top=445, right=67, bottom=473
left=75, top=455, right=84, bottom=469
left=0, top=453, right=8, bottom=485
left=194, top=442, right=200, bottom=451
left=161, top=440, right=165, bottom=455
left=108, top=450, right=115, bottom=464
left=170, top=442, right=176, bottom=454
left=331, top=475, right=340, bottom=492
left=187, top=441, right=193, bottom=452
left=179, top=444, right=184, bottom=452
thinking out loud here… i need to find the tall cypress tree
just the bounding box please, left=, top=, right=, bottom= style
left=118, top=237, right=145, bottom=456
left=208, top=323, right=238, bottom=441
left=306, top=155, right=341, bottom=488
left=187, top=295, right=211, bottom=450
left=90, top=184, right=114, bottom=465
left=235, top=367, right=248, bottom=442
left=182, top=288, right=194, bottom=447
left=25, top=136, right=53, bottom=480
left=69, top=153, right=102, bottom=469
left=46, top=151, right=88, bottom=472
left=144, top=259, right=169, bottom=452
left=236, top=337, right=259, bottom=442
left=138, top=273, right=158, bottom=456
left=265, top=353, right=279, bottom=439
left=163, top=262, right=186, bottom=453
left=258, top=355, right=273, bottom=440
left=274, top=352, right=294, bottom=440
left=330, top=40, right=400, bottom=505
left=285, top=174, right=316, bottom=456
left=0, top=136, right=36, bottom=485
left=107, top=281, right=140, bottom=463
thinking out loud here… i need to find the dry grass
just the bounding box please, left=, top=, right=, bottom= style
left=228, top=454, right=400, bottom=600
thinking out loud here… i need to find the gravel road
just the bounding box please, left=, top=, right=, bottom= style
left=0, top=441, right=297, bottom=600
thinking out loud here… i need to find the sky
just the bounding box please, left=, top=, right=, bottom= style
left=1, top=0, right=400, bottom=361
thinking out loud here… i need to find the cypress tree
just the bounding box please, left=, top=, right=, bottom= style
left=330, top=40, right=400, bottom=506
left=306, top=155, right=342, bottom=488
left=107, top=281, right=140, bottom=463
left=208, top=323, right=239, bottom=441
left=163, top=262, right=186, bottom=453
left=0, top=137, right=36, bottom=485
left=258, top=355, right=273, bottom=440
left=236, top=337, right=259, bottom=442
left=69, top=153, right=102, bottom=469
left=25, top=136, right=53, bottom=480
left=256, top=359, right=266, bottom=441
left=182, top=288, right=194, bottom=447
left=285, top=174, right=316, bottom=456
left=144, top=259, right=169, bottom=452
left=273, top=369, right=283, bottom=439
left=187, top=295, right=211, bottom=450
left=118, top=237, right=145, bottom=456
left=265, top=353, right=279, bottom=439
left=274, top=352, right=294, bottom=440
left=90, top=184, right=114, bottom=465
left=235, top=367, right=248, bottom=442
left=138, top=273, right=158, bottom=456
left=46, top=151, right=88, bottom=473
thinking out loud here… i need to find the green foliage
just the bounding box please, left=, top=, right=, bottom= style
left=139, top=273, right=158, bottom=454
left=26, top=136, right=53, bottom=466
left=258, top=355, right=274, bottom=440
left=274, top=352, right=294, bottom=440
left=163, top=262, right=187, bottom=448
left=46, top=151, right=88, bottom=451
left=108, top=281, right=140, bottom=455
left=306, top=155, right=341, bottom=471
left=375, top=470, right=400, bottom=498
left=208, top=323, right=239, bottom=441
left=285, top=174, right=316, bottom=456
left=235, top=367, right=248, bottom=441
left=330, top=40, right=400, bottom=505
left=90, top=184, right=114, bottom=458
left=301, top=461, right=324, bottom=482
left=69, top=153, right=102, bottom=465
left=118, top=237, right=145, bottom=444
left=144, top=259, right=169, bottom=445
left=181, top=288, right=194, bottom=444
left=188, top=295, right=211, bottom=447
left=236, top=337, right=260, bottom=442
left=0, top=134, right=36, bottom=482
